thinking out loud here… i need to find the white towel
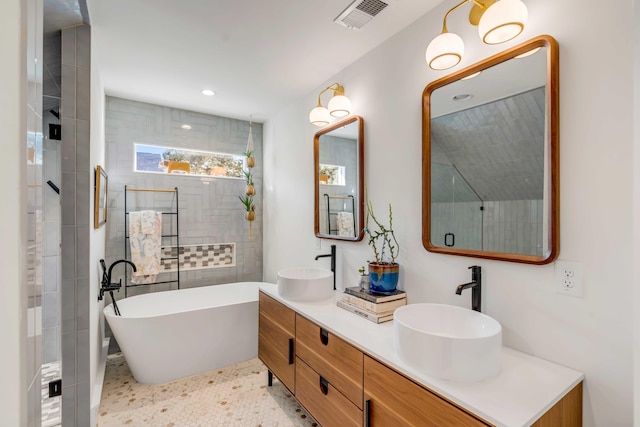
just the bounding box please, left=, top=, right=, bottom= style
left=336, top=211, right=354, bottom=237
left=141, top=210, right=157, bottom=234
left=129, top=211, right=162, bottom=284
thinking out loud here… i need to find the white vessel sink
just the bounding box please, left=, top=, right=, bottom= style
left=277, top=267, right=334, bottom=302
left=394, top=303, right=502, bottom=382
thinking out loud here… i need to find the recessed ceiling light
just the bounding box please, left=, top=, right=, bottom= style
left=181, top=124, right=192, bottom=130
left=453, top=94, right=473, bottom=102
left=201, top=89, right=215, bottom=96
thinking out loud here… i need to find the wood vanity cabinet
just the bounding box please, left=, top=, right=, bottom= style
left=296, top=357, right=362, bottom=427
left=295, top=314, right=364, bottom=408
left=258, top=291, right=583, bottom=427
left=295, top=314, right=364, bottom=426
left=258, top=292, right=296, bottom=392
left=364, top=356, right=489, bottom=426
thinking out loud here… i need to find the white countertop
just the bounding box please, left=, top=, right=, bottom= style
left=259, top=284, right=584, bottom=427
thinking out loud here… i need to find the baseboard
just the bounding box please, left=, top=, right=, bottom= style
left=90, top=337, right=110, bottom=427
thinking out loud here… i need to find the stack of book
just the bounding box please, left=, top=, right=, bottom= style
left=337, top=286, right=407, bottom=324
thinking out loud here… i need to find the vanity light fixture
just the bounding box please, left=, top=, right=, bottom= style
left=426, top=0, right=528, bottom=70
left=461, top=71, right=482, bottom=80
left=514, top=46, right=541, bottom=58
left=309, top=83, right=352, bottom=127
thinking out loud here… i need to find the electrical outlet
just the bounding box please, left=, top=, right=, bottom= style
left=555, top=260, right=584, bottom=297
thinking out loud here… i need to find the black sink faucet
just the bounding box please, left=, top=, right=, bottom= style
left=456, top=265, right=482, bottom=312
left=314, top=244, right=336, bottom=290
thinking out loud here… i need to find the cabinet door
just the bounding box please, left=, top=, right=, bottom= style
left=296, top=314, right=364, bottom=408
left=364, top=356, right=489, bottom=427
left=259, top=292, right=295, bottom=334
left=258, top=292, right=296, bottom=392
left=296, top=357, right=362, bottom=427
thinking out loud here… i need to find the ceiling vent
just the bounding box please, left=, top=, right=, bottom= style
left=334, top=0, right=390, bottom=30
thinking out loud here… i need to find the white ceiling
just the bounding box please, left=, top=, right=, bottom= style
left=86, top=0, right=447, bottom=122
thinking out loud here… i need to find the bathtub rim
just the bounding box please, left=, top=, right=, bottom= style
left=103, top=281, right=266, bottom=320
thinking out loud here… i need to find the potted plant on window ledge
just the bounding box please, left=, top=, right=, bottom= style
left=364, top=199, right=400, bottom=295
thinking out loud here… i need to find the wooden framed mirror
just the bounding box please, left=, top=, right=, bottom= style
left=422, top=35, right=559, bottom=264
left=314, top=116, right=364, bottom=241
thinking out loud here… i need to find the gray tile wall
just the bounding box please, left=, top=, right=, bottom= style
left=104, top=97, right=263, bottom=351
left=43, top=106, right=61, bottom=365
left=60, top=24, right=91, bottom=427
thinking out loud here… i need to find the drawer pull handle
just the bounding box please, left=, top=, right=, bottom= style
left=320, top=328, right=329, bottom=345
left=319, top=376, right=329, bottom=395
left=365, top=399, right=371, bottom=427
left=288, top=338, right=294, bottom=364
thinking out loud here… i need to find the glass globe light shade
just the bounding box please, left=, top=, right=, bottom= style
left=309, top=106, right=331, bottom=127
left=328, top=95, right=352, bottom=117
left=478, top=0, right=528, bottom=45
left=425, top=32, right=464, bottom=70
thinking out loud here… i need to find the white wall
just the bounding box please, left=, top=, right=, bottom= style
left=0, top=0, right=28, bottom=425
left=89, top=40, right=107, bottom=425
left=264, top=0, right=634, bottom=425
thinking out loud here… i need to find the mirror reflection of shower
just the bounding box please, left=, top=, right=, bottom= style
left=431, top=162, right=483, bottom=251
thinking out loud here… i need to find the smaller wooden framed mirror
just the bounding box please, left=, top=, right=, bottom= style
left=314, top=116, right=364, bottom=241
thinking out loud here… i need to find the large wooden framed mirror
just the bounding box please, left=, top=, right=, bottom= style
left=314, top=116, right=364, bottom=241
left=423, top=35, right=559, bottom=264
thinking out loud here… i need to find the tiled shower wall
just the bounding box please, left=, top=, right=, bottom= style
left=482, top=199, right=544, bottom=256
left=60, top=24, right=92, bottom=427
left=431, top=201, right=483, bottom=250
left=43, top=101, right=61, bottom=366
left=104, top=97, right=263, bottom=333
left=431, top=199, right=543, bottom=256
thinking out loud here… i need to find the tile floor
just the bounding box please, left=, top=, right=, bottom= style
left=98, top=353, right=318, bottom=426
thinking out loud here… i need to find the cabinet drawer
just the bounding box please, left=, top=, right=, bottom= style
left=259, top=291, right=295, bottom=334
left=364, top=356, right=489, bottom=426
left=296, top=357, right=362, bottom=427
left=296, top=314, right=363, bottom=408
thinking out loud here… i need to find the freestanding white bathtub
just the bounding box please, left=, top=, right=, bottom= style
left=104, top=281, right=261, bottom=384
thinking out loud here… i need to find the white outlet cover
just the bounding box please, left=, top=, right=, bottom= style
left=554, top=260, right=584, bottom=297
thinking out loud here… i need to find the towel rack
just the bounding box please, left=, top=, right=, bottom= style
left=123, top=185, right=180, bottom=297
left=323, top=194, right=355, bottom=237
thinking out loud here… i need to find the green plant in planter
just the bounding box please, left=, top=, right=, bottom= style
left=243, top=169, right=256, bottom=196
left=365, top=199, right=399, bottom=264
left=239, top=194, right=255, bottom=219
left=244, top=150, right=255, bottom=168
left=364, top=199, right=400, bottom=294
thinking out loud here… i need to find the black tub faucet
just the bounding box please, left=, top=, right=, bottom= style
left=99, top=259, right=137, bottom=316
left=314, top=244, right=336, bottom=290
left=456, top=265, right=482, bottom=312
left=100, top=259, right=137, bottom=294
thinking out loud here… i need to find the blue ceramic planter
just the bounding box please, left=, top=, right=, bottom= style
left=368, top=263, right=399, bottom=295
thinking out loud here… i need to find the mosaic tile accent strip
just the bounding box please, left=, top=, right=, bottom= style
left=41, top=361, right=61, bottom=427
left=98, top=354, right=317, bottom=427
left=160, top=243, right=235, bottom=272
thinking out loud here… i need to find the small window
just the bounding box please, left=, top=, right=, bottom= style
left=134, top=144, right=244, bottom=179
left=319, top=164, right=345, bottom=186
